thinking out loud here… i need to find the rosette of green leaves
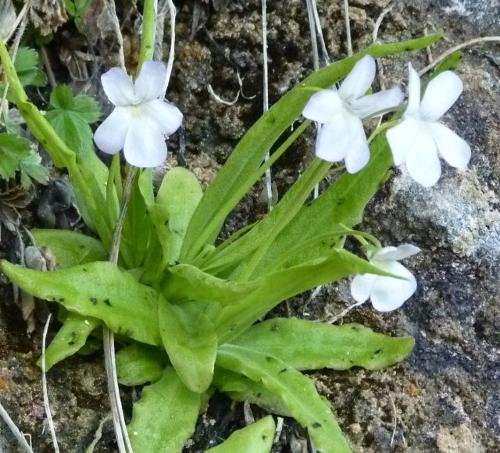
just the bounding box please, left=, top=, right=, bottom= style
left=0, top=32, right=440, bottom=452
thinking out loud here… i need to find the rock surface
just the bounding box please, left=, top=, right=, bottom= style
left=0, top=0, right=498, bottom=452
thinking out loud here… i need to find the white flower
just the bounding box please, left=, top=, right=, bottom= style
left=350, top=244, right=420, bottom=312
left=387, top=64, right=471, bottom=187
left=94, top=61, right=183, bottom=168
left=302, top=55, right=403, bottom=173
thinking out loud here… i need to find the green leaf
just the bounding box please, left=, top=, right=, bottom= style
left=116, top=343, right=167, bottom=386
left=128, top=367, right=201, bottom=453
left=201, top=159, right=331, bottom=279
left=216, top=249, right=391, bottom=342
left=254, top=134, right=393, bottom=276
left=180, top=33, right=443, bottom=263
left=38, top=312, right=100, bottom=370
left=153, top=167, right=202, bottom=264
left=121, top=172, right=155, bottom=268
left=233, top=318, right=415, bottom=371
left=18, top=150, right=50, bottom=188
left=217, top=344, right=351, bottom=453
left=431, top=51, right=463, bottom=77
left=163, top=263, right=258, bottom=305
left=158, top=301, right=217, bottom=393
left=1, top=260, right=162, bottom=346
left=0, top=132, right=31, bottom=180
left=206, top=416, right=275, bottom=453
left=0, top=48, right=46, bottom=100
left=46, top=85, right=101, bottom=154
left=32, top=229, right=107, bottom=268
left=214, top=369, right=290, bottom=416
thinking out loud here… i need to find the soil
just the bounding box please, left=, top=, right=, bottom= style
left=0, top=0, right=499, bottom=452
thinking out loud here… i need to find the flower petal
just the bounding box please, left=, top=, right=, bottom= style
left=101, top=68, right=136, bottom=106
left=405, top=129, right=441, bottom=187
left=134, top=61, right=168, bottom=102
left=143, top=99, right=183, bottom=136
left=386, top=117, right=420, bottom=166
left=344, top=117, right=370, bottom=173
left=338, top=55, right=376, bottom=101
left=373, top=244, right=420, bottom=262
left=429, top=122, right=471, bottom=169
left=124, top=116, right=167, bottom=168
left=315, top=121, right=348, bottom=163
left=405, top=63, right=421, bottom=117
left=302, top=89, right=343, bottom=123
left=350, top=273, right=377, bottom=303
left=370, top=262, right=417, bottom=312
left=349, top=86, right=403, bottom=119
left=94, top=107, right=132, bottom=155
left=420, top=71, right=463, bottom=121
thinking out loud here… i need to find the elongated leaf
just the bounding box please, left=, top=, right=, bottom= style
left=255, top=134, right=392, bottom=276
left=213, top=369, right=290, bottom=416
left=121, top=173, right=155, bottom=268
left=180, top=33, right=442, bottom=262
left=32, top=229, right=107, bottom=268
left=201, top=159, right=331, bottom=279
left=206, top=416, right=275, bottom=453
left=1, top=261, right=162, bottom=346
left=116, top=343, right=166, bottom=386
left=128, top=368, right=201, bottom=453
left=154, top=167, right=202, bottom=264
left=216, top=249, right=391, bottom=342
left=38, top=312, right=100, bottom=370
left=217, top=344, right=351, bottom=453
left=163, top=263, right=258, bottom=305
left=159, top=301, right=217, bottom=393
left=233, top=318, right=414, bottom=371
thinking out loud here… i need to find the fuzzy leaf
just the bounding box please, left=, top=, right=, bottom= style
left=233, top=318, right=415, bottom=371
left=116, top=343, right=167, bottom=386
left=217, top=344, right=351, bottom=453
left=159, top=301, right=217, bottom=393
left=206, top=416, right=275, bottom=453
left=128, top=367, right=201, bottom=453
left=32, top=229, right=107, bottom=268
left=1, top=260, right=162, bottom=346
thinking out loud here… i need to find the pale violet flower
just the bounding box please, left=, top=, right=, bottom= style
left=302, top=55, right=403, bottom=173
left=94, top=61, right=183, bottom=168
left=387, top=64, right=471, bottom=187
left=351, top=244, right=420, bottom=312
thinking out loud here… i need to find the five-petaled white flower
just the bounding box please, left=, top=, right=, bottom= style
left=350, top=244, right=420, bottom=312
left=94, top=61, right=183, bottom=168
left=302, top=55, right=403, bottom=173
left=387, top=64, right=471, bottom=187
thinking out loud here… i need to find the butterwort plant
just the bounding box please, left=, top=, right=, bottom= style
left=0, top=4, right=471, bottom=450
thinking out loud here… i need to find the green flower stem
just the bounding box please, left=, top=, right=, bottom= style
left=138, top=0, right=156, bottom=68
left=368, top=119, right=399, bottom=144
left=254, top=119, right=311, bottom=181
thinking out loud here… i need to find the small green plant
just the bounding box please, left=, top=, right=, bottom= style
left=0, top=2, right=471, bottom=451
